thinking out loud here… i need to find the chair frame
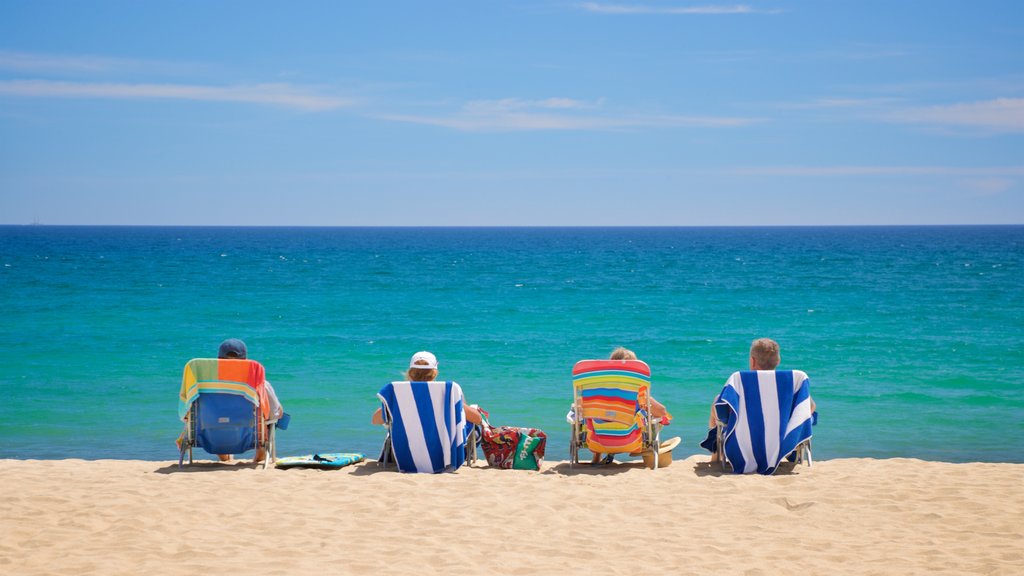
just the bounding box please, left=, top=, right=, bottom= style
left=178, top=394, right=277, bottom=470
left=713, top=415, right=812, bottom=472
left=378, top=418, right=479, bottom=470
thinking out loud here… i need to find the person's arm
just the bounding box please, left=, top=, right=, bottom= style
left=464, top=403, right=482, bottom=425
left=371, top=407, right=384, bottom=425
left=647, top=393, right=671, bottom=422
left=264, top=380, right=283, bottom=420
left=811, top=397, right=817, bottom=413
left=650, top=397, right=669, bottom=420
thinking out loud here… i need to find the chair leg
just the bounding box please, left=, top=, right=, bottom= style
left=716, top=423, right=727, bottom=471
left=379, top=434, right=393, bottom=469
left=262, top=424, right=276, bottom=470
left=651, top=422, right=660, bottom=470
left=178, top=422, right=188, bottom=469
left=569, top=423, right=580, bottom=469
left=466, top=426, right=478, bottom=465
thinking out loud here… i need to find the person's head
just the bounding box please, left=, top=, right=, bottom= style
left=407, top=350, right=439, bottom=381
left=610, top=347, right=637, bottom=360
left=749, top=338, right=780, bottom=370
left=218, top=338, right=248, bottom=360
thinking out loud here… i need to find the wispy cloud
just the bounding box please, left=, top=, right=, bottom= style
left=733, top=165, right=1024, bottom=176
left=577, top=3, right=778, bottom=15
left=811, top=46, right=912, bottom=62
left=378, top=98, right=760, bottom=131
left=777, top=97, right=903, bottom=110
left=0, top=51, right=119, bottom=73
left=885, top=98, right=1024, bottom=133
left=958, top=177, right=1015, bottom=197
left=0, top=50, right=202, bottom=76
left=0, top=79, right=353, bottom=111
left=463, top=97, right=604, bottom=113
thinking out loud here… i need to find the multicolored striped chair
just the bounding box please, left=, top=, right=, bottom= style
left=569, top=359, right=662, bottom=469
left=177, top=358, right=277, bottom=469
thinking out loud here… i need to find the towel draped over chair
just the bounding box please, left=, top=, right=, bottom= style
left=377, top=381, right=468, bottom=473
left=713, top=370, right=814, bottom=475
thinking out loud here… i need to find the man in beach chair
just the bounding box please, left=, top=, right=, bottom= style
left=568, top=358, right=665, bottom=469
left=177, top=340, right=286, bottom=469
left=373, top=351, right=482, bottom=473
left=700, top=338, right=816, bottom=475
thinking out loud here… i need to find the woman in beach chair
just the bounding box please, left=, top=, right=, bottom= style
left=568, top=354, right=668, bottom=469
left=587, top=348, right=672, bottom=465
left=700, top=338, right=816, bottom=474
left=372, top=351, right=484, bottom=473
left=176, top=339, right=286, bottom=469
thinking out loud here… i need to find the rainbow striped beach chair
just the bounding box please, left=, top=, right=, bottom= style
left=569, top=359, right=662, bottom=469
left=177, top=358, right=277, bottom=469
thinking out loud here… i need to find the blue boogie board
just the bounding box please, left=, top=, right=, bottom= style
left=275, top=452, right=365, bottom=470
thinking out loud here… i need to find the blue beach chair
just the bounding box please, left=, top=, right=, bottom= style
left=702, top=370, right=815, bottom=475
left=377, top=380, right=469, bottom=473
left=177, top=358, right=278, bottom=469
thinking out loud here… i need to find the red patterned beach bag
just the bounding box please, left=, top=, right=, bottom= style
left=481, top=425, right=547, bottom=470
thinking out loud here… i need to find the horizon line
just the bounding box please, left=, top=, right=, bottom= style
left=3, top=223, right=1022, bottom=229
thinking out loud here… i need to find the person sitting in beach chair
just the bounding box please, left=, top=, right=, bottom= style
left=700, top=338, right=817, bottom=474
left=587, top=347, right=672, bottom=465
left=568, top=355, right=668, bottom=469
left=177, top=339, right=287, bottom=468
left=372, top=351, right=483, bottom=473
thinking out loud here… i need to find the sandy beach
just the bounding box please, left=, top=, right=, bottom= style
left=1, top=456, right=1021, bottom=575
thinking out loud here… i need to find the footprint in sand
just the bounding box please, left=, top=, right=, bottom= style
left=773, top=497, right=816, bottom=511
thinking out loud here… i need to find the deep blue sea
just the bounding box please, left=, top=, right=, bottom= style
left=1, top=226, right=1022, bottom=463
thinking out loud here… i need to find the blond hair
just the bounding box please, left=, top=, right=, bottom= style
left=610, top=347, right=637, bottom=360
left=407, top=365, right=439, bottom=382
left=750, top=338, right=781, bottom=370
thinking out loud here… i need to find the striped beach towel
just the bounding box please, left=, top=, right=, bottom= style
left=572, top=360, right=652, bottom=455
left=377, top=381, right=468, bottom=473
left=714, top=370, right=814, bottom=475
left=178, top=358, right=269, bottom=421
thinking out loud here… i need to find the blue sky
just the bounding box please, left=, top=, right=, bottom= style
left=1, top=1, right=1022, bottom=225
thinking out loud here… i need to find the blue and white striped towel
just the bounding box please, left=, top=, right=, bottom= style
left=377, top=381, right=468, bottom=473
left=714, top=370, right=814, bottom=475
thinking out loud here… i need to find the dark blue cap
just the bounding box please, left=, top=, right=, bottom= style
left=218, top=338, right=248, bottom=359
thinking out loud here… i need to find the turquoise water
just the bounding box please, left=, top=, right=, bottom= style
left=1, top=226, right=1022, bottom=463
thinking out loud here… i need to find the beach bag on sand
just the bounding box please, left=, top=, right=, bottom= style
left=481, top=424, right=547, bottom=470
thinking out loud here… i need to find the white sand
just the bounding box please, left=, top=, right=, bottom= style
left=2, top=457, right=1022, bottom=575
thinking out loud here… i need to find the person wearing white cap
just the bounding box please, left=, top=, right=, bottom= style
left=371, top=351, right=483, bottom=425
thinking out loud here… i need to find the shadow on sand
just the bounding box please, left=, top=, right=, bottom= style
left=153, top=459, right=268, bottom=475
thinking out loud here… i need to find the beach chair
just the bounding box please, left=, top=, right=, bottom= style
left=377, top=380, right=470, bottom=473
left=568, top=359, right=662, bottom=469
left=706, top=370, right=814, bottom=475
left=177, top=358, right=278, bottom=469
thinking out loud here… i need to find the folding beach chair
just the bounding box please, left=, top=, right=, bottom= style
left=377, top=380, right=470, bottom=473
left=177, top=358, right=278, bottom=469
left=705, top=370, right=814, bottom=475
left=568, top=359, right=662, bottom=469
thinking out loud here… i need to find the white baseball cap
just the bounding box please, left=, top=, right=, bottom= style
left=409, top=351, right=438, bottom=370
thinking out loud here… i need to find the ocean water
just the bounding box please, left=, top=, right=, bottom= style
left=1, top=226, right=1022, bottom=463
